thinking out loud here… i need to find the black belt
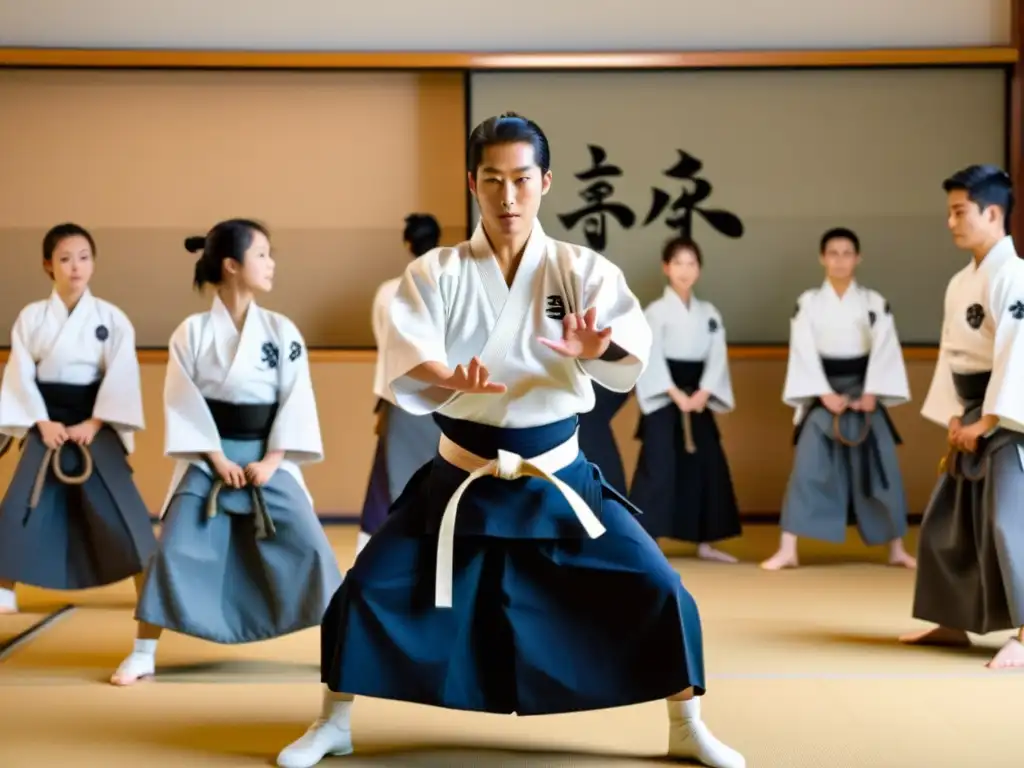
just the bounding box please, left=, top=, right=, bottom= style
left=205, top=399, right=278, bottom=440
left=38, top=381, right=101, bottom=425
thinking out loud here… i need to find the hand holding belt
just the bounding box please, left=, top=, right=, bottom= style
left=832, top=410, right=871, bottom=447
left=24, top=442, right=93, bottom=523
left=939, top=447, right=987, bottom=482
left=205, top=479, right=277, bottom=540
left=434, top=430, right=606, bottom=609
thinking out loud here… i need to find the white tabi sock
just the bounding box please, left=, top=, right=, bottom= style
left=133, top=638, right=158, bottom=656
left=666, top=697, right=746, bottom=768
left=669, top=696, right=702, bottom=722
left=320, top=688, right=354, bottom=728
left=0, top=588, right=17, bottom=611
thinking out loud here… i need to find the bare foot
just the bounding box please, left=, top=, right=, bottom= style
left=0, top=605, right=17, bottom=615
left=697, top=544, right=739, bottom=564
left=888, top=551, right=917, bottom=569
left=760, top=550, right=798, bottom=570
left=985, top=637, right=1024, bottom=669
left=898, top=625, right=971, bottom=647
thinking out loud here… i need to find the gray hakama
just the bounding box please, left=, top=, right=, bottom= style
left=912, top=370, right=1024, bottom=634
left=0, top=381, right=157, bottom=590
left=780, top=355, right=909, bottom=545
left=358, top=399, right=440, bottom=538
left=135, top=399, right=342, bottom=643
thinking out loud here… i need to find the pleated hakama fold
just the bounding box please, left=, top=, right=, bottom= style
left=629, top=360, right=741, bottom=544
left=320, top=415, right=706, bottom=715
left=0, top=381, right=156, bottom=590
left=135, top=399, right=342, bottom=643
left=780, top=355, right=909, bottom=545
left=912, top=370, right=1024, bottom=634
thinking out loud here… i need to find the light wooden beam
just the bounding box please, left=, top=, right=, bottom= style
left=0, top=47, right=1015, bottom=71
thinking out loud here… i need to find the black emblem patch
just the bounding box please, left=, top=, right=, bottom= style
left=545, top=295, right=566, bottom=320
left=966, top=303, right=985, bottom=330
left=884, top=300, right=891, bottom=315
left=792, top=302, right=800, bottom=319
left=261, top=341, right=280, bottom=369
left=1009, top=300, right=1024, bottom=320
left=868, top=311, right=877, bottom=327
left=95, top=325, right=109, bottom=342
left=708, top=317, right=719, bottom=333
left=289, top=341, right=302, bottom=361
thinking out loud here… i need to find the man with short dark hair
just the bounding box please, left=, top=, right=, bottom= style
left=901, top=164, right=1024, bottom=670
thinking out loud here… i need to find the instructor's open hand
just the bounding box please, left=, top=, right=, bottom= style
left=538, top=307, right=612, bottom=360
left=446, top=357, right=507, bottom=394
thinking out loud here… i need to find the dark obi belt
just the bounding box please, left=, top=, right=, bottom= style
left=205, top=399, right=278, bottom=440
left=37, top=381, right=101, bottom=425
left=666, top=359, right=704, bottom=393
left=952, top=370, right=990, bottom=409
left=820, top=355, right=868, bottom=380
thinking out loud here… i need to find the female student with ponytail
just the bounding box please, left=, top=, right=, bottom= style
left=110, top=219, right=342, bottom=685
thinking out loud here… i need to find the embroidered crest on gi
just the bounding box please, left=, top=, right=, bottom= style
left=289, top=341, right=302, bottom=361
left=261, top=341, right=280, bottom=369
left=545, top=295, right=566, bottom=320
left=966, top=303, right=985, bottom=330
left=708, top=317, right=719, bottom=333
left=1009, top=300, right=1024, bottom=320
left=868, top=310, right=877, bottom=327
left=95, top=324, right=109, bottom=341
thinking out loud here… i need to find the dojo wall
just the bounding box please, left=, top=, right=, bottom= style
left=0, top=355, right=947, bottom=519
left=468, top=68, right=1007, bottom=344
left=0, top=69, right=467, bottom=347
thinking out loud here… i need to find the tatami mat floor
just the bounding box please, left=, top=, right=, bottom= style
left=1, top=524, right=1020, bottom=767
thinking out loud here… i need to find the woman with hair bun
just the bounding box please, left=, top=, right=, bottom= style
left=110, top=219, right=342, bottom=686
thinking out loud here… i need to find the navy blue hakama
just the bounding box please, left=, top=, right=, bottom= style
left=576, top=384, right=630, bottom=496
left=321, top=415, right=707, bottom=715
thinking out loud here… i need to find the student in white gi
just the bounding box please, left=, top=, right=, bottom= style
left=763, top=227, right=915, bottom=570
left=0, top=223, right=156, bottom=613
left=276, top=113, right=745, bottom=768
left=901, top=164, right=1024, bottom=669
left=110, top=220, right=342, bottom=685
left=356, top=213, right=443, bottom=555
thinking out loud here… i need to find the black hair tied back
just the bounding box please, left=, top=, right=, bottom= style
left=185, top=235, right=207, bottom=289
left=185, top=219, right=270, bottom=291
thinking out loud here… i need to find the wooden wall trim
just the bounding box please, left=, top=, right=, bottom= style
left=0, top=346, right=939, bottom=365
left=0, top=47, right=1015, bottom=71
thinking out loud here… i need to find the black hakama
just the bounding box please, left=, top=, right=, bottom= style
left=0, top=381, right=157, bottom=590
left=320, top=415, right=706, bottom=715
left=912, top=370, right=1024, bottom=634
left=629, top=360, right=741, bottom=544
left=576, top=383, right=630, bottom=495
